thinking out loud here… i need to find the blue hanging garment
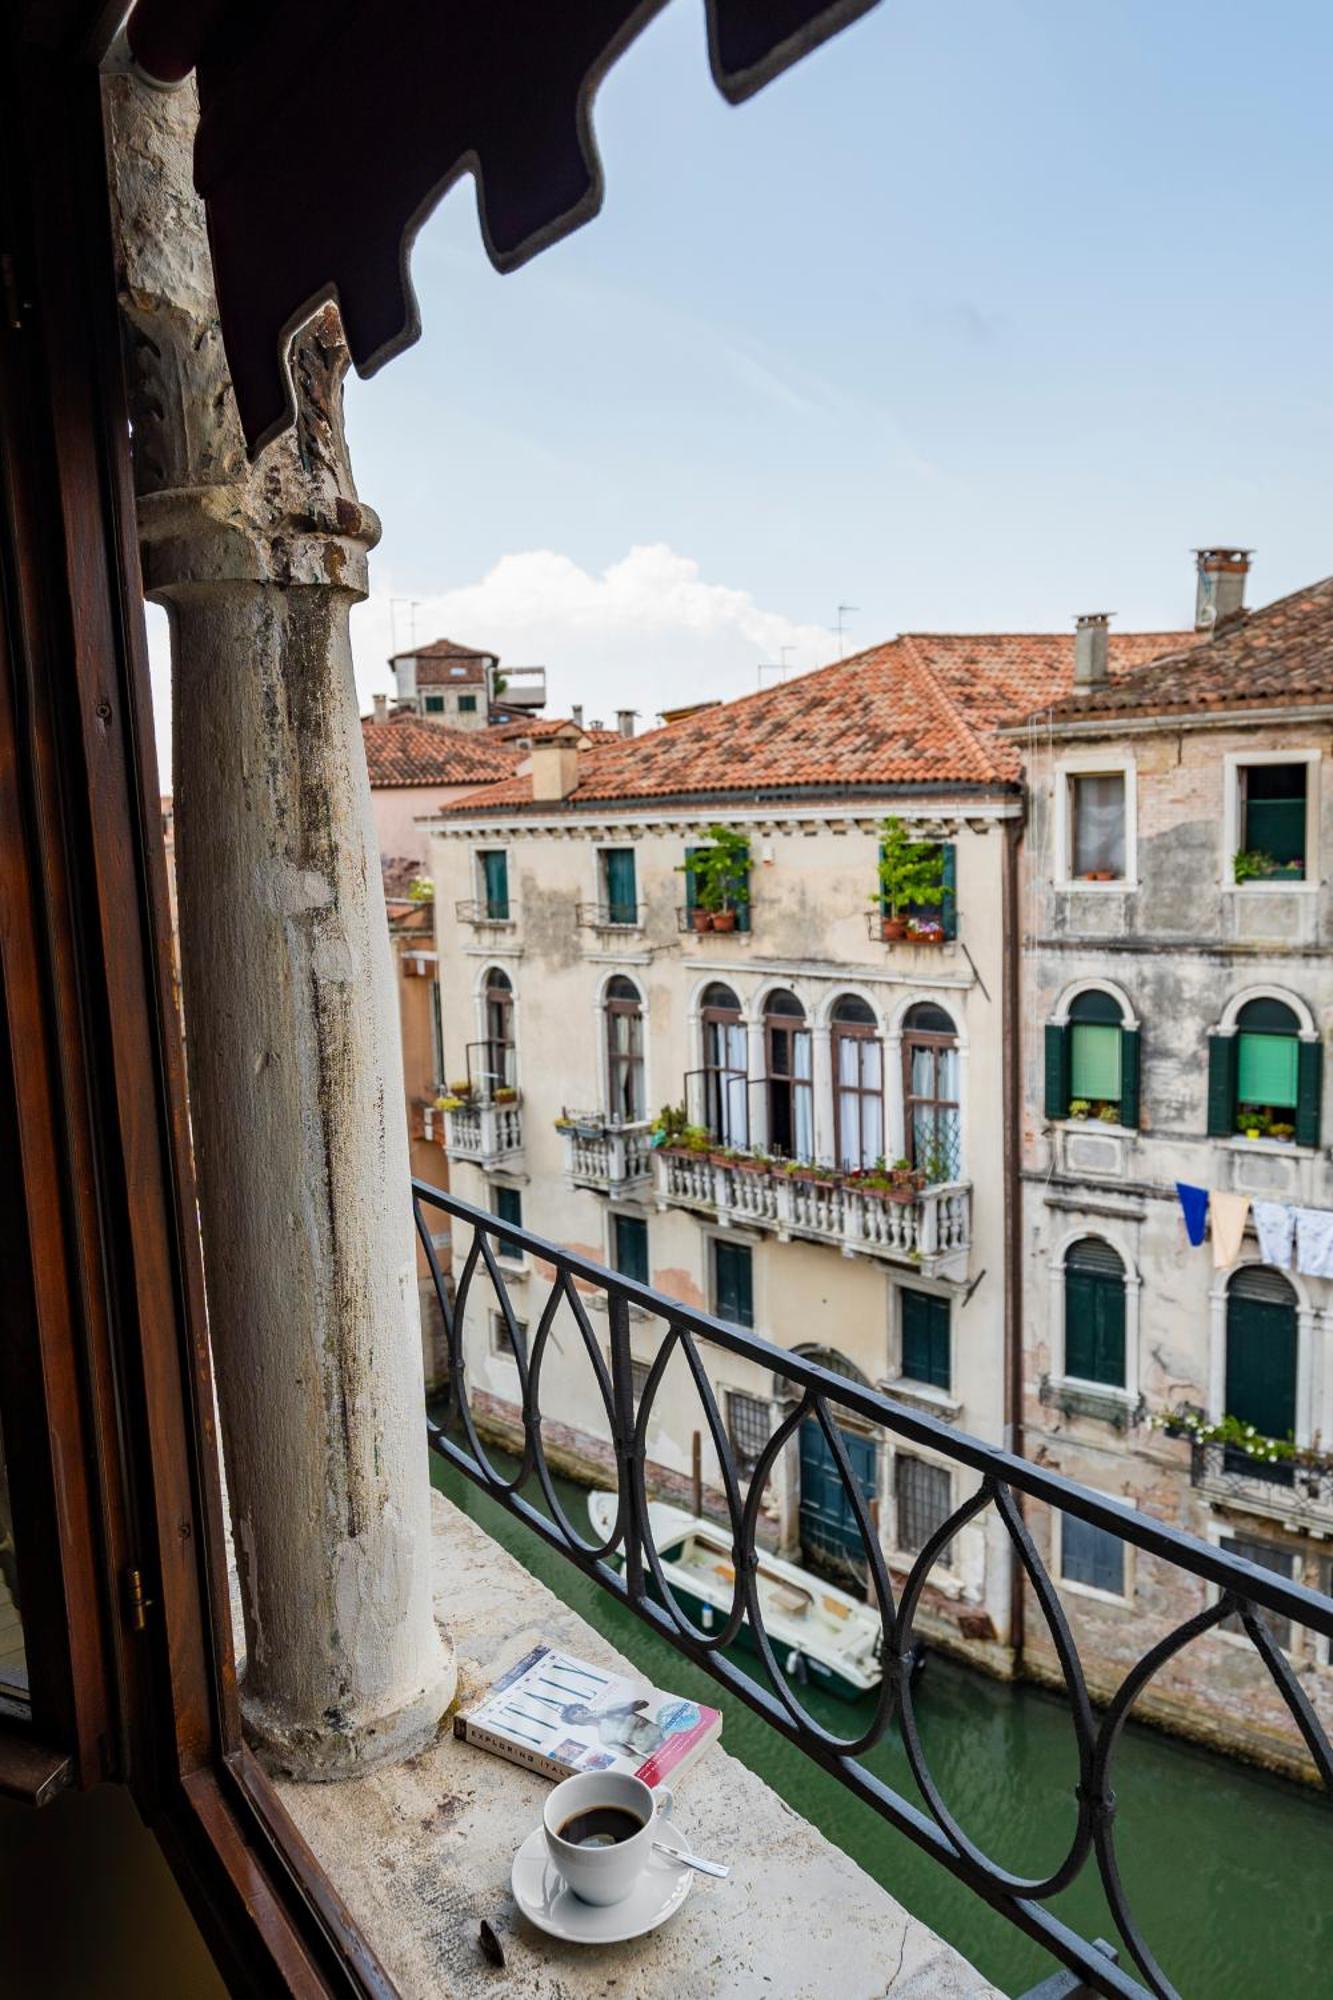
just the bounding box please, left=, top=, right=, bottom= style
left=1176, top=1183, right=1209, bottom=1248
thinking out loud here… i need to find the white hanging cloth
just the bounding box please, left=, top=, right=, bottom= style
left=1252, top=1201, right=1295, bottom=1270
left=1294, top=1207, right=1333, bottom=1279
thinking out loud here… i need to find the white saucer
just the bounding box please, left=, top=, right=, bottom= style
left=510, top=1822, right=693, bottom=1944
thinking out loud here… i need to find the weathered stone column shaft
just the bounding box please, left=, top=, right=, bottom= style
left=105, top=73, right=452, bottom=1777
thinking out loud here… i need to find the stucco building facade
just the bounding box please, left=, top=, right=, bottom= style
left=1011, top=558, right=1333, bottom=1775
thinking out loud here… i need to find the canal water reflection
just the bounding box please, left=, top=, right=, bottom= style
left=430, top=1442, right=1332, bottom=1997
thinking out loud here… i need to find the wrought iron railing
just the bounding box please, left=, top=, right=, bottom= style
left=575, top=899, right=644, bottom=930
left=1191, top=1438, right=1333, bottom=1525
left=414, top=1179, right=1333, bottom=2000
left=454, top=897, right=517, bottom=926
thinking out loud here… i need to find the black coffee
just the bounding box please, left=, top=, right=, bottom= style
left=556, top=1805, right=645, bottom=1850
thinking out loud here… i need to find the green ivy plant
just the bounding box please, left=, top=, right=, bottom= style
left=1233, top=849, right=1278, bottom=884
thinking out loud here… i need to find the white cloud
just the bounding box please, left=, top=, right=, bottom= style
left=350, top=543, right=836, bottom=729
left=150, top=545, right=837, bottom=789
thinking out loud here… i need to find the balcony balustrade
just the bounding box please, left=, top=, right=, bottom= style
left=1191, top=1438, right=1333, bottom=1529
left=558, top=1114, right=656, bottom=1192
left=655, top=1149, right=971, bottom=1278
left=454, top=897, right=517, bottom=929
left=412, top=1178, right=1333, bottom=2000
left=441, top=1094, right=524, bottom=1168
left=575, top=900, right=644, bottom=932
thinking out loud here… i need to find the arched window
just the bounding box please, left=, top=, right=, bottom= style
left=481, top=967, right=514, bottom=1091
left=1233, top=998, right=1300, bottom=1143
left=1063, top=1238, right=1126, bottom=1388
left=697, top=982, right=747, bottom=1145
left=832, top=995, right=883, bottom=1170
left=1226, top=1267, right=1297, bottom=1446
left=902, top=1003, right=961, bottom=1183
left=1044, top=987, right=1140, bottom=1129
left=764, top=989, right=813, bottom=1161
left=605, top=976, right=645, bottom=1122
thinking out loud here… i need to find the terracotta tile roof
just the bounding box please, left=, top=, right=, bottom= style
left=491, top=716, right=621, bottom=745
left=436, top=628, right=1195, bottom=816
left=1028, top=577, right=1333, bottom=724
left=361, top=711, right=521, bottom=787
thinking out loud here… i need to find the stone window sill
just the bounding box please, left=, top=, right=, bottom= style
left=1040, top=1375, right=1141, bottom=1429
left=274, top=1491, right=999, bottom=1998
left=882, top=1376, right=962, bottom=1421
left=1219, top=1136, right=1316, bottom=1160
left=1055, top=879, right=1136, bottom=894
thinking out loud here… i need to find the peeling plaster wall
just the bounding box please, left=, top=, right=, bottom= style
left=1019, top=715, right=1333, bottom=1775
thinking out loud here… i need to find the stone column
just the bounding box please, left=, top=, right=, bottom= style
left=105, top=74, right=453, bottom=1778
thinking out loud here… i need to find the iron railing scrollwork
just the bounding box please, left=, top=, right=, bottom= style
left=414, top=1179, right=1333, bottom=2000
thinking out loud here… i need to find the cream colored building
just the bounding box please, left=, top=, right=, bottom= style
left=423, top=632, right=1189, bottom=1667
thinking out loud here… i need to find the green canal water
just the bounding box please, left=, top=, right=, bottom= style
left=429, top=1444, right=1332, bottom=1998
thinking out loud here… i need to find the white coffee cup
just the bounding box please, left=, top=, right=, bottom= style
left=542, top=1769, right=675, bottom=1906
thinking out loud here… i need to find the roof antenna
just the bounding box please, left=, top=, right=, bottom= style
left=836, top=604, right=858, bottom=658
left=756, top=644, right=799, bottom=690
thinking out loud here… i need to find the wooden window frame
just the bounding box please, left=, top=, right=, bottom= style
left=0, top=35, right=394, bottom=1992
left=901, top=1021, right=961, bottom=1182
left=832, top=1018, right=882, bottom=1171
left=699, top=990, right=747, bottom=1145
left=606, top=980, right=646, bottom=1123
left=763, top=994, right=813, bottom=1163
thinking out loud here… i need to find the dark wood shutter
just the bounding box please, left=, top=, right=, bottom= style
left=1044, top=1023, right=1070, bottom=1121
left=1226, top=1275, right=1297, bottom=1439
left=902, top=1290, right=951, bottom=1391
left=714, top=1242, right=754, bottom=1329
left=1206, top=1033, right=1236, bottom=1138
left=1065, top=1246, right=1126, bottom=1387
left=1296, top=1037, right=1323, bottom=1149
left=604, top=848, right=637, bottom=924
left=1119, top=1025, right=1141, bottom=1130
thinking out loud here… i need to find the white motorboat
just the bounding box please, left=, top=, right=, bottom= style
left=586, top=1491, right=883, bottom=1701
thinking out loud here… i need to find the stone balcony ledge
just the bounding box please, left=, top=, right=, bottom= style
left=276, top=1490, right=999, bottom=2000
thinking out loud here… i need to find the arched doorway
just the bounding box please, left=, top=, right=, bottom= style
left=786, top=1347, right=878, bottom=1577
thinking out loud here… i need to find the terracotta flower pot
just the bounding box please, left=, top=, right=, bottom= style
left=881, top=916, right=908, bottom=941
left=692, top=908, right=712, bottom=932
left=712, top=908, right=737, bottom=933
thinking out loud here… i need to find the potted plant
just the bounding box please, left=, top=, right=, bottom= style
left=871, top=818, right=946, bottom=943
left=734, top=1149, right=770, bottom=1173
left=1068, top=1098, right=1092, bottom=1121
left=678, top=825, right=750, bottom=932
left=494, top=1085, right=517, bottom=1104
left=1236, top=1105, right=1270, bottom=1141
left=1233, top=849, right=1277, bottom=885
left=1269, top=1120, right=1295, bottom=1142
left=1096, top=1103, right=1120, bottom=1125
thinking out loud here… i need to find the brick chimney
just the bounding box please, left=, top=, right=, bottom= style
left=529, top=719, right=583, bottom=801
left=571, top=704, right=584, bottom=729
left=1194, top=548, right=1252, bottom=634
left=616, top=709, right=637, bottom=739
left=1073, top=612, right=1111, bottom=689
left=372, top=692, right=388, bottom=724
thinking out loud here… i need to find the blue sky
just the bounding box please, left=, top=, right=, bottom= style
left=148, top=2, right=1333, bottom=763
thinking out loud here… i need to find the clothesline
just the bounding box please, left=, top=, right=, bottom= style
left=1176, top=1182, right=1333, bottom=1276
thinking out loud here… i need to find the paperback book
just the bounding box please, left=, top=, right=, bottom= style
left=454, top=1642, right=722, bottom=1787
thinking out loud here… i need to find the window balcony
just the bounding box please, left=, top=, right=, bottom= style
left=1190, top=1438, right=1333, bottom=1529
left=454, top=897, right=518, bottom=929
left=440, top=1092, right=524, bottom=1168
left=654, top=1149, right=972, bottom=1278
left=575, top=899, right=644, bottom=933
left=557, top=1113, right=656, bottom=1192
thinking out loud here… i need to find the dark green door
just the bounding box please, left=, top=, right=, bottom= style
left=1064, top=1240, right=1126, bottom=1386
left=1226, top=1271, right=1297, bottom=1440
left=799, top=1420, right=878, bottom=1567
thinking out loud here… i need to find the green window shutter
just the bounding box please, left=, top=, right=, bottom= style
left=613, top=1214, right=649, bottom=1285
left=1065, top=1268, right=1125, bottom=1387
left=1119, top=1025, right=1141, bottom=1130
left=493, top=1185, right=522, bottom=1229
left=1070, top=1023, right=1122, bottom=1102
left=731, top=849, right=752, bottom=933
left=1226, top=1288, right=1297, bottom=1438
left=481, top=850, right=509, bottom=919
left=1206, top=1034, right=1236, bottom=1137
left=902, top=1291, right=950, bottom=1391
left=878, top=840, right=888, bottom=919
left=940, top=844, right=957, bottom=940
left=684, top=846, right=699, bottom=915
left=1044, top=1023, right=1070, bottom=1121
left=1237, top=1032, right=1298, bottom=1109
left=715, top=1242, right=754, bottom=1329
left=1296, top=1037, right=1323, bottom=1149
left=604, top=848, right=637, bottom=923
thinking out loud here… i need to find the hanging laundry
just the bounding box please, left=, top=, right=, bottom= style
left=1252, top=1201, right=1296, bottom=1270
left=1294, top=1207, right=1333, bottom=1279
left=1211, top=1191, right=1251, bottom=1270
left=1176, top=1183, right=1209, bottom=1248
